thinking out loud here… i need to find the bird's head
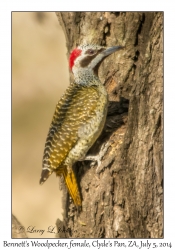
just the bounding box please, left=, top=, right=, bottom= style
left=69, top=44, right=123, bottom=78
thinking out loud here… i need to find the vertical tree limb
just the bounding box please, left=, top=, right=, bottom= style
left=55, top=12, right=163, bottom=238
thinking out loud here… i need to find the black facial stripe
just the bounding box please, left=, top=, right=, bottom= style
left=80, top=48, right=105, bottom=68
left=80, top=54, right=97, bottom=67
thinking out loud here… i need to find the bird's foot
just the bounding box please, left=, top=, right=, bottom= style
left=83, top=141, right=111, bottom=172
left=83, top=154, right=101, bottom=167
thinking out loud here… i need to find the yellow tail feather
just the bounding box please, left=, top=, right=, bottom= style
left=61, top=167, right=82, bottom=206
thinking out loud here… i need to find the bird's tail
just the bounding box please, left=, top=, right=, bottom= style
left=40, top=168, right=52, bottom=185
left=61, top=167, right=82, bottom=206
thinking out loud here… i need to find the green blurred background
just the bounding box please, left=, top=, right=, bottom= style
left=12, top=12, right=69, bottom=238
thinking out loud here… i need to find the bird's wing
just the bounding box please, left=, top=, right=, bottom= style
left=42, top=83, right=100, bottom=172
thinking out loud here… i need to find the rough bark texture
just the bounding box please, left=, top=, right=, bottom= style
left=12, top=214, right=28, bottom=238
left=55, top=12, right=163, bottom=239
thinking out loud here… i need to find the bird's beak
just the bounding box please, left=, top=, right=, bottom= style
left=102, top=45, right=124, bottom=57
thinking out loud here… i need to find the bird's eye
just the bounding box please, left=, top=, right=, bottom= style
left=85, top=48, right=97, bottom=56
left=85, top=49, right=96, bottom=55
left=89, top=49, right=94, bottom=54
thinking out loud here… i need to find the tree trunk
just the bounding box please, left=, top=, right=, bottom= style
left=55, top=12, right=163, bottom=239
left=12, top=214, right=28, bottom=238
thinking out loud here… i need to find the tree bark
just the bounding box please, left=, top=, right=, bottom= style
left=55, top=12, right=163, bottom=238
left=12, top=214, right=28, bottom=238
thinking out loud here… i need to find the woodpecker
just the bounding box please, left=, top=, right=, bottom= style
left=39, top=44, right=123, bottom=206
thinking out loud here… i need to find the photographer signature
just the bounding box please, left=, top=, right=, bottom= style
left=16, top=225, right=71, bottom=236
